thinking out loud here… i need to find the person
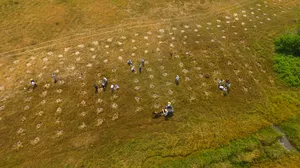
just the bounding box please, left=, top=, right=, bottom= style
left=94, top=84, right=98, bottom=93
left=225, top=79, right=231, bottom=93
left=162, top=108, right=169, bottom=117
left=163, top=102, right=174, bottom=120
left=166, top=102, right=173, bottom=111
left=52, top=73, right=57, bottom=83
left=218, top=79, right=222, bottom=87
left=175, top=75, right=179, bottom=85
left=110, top=84, right=114, bottom=93
left=225, top=79, right=230, bottom=87
left=30, top=79, right=37, bottom=89
left=115, top=84, right=119, bottom=90
left=131, top=65, right=136, bottom=73
left=138, top=63, right=142, bottom=74
left=103, top=77, right=108, bottom=87
left=102, top=77, right=108, bottom=91
left=101, top=81, right=106, bottom=91
left=127, top=60, right=133, bottom=66
left=141, top=58, right=145, bottom=67
left=79, top=73, right=84, bottom=79
left=223, top=87, right=228, bottom=96
left=103, top=77, right=108, bottom=83
left=218, top=79, right=225, bottom=90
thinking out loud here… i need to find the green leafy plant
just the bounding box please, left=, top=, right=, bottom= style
left=273, top=54, right=300, bottom=87
left=275, top=34, right=300, bottom=57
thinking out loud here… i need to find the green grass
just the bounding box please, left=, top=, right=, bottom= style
left=254, top=93, right=300, bottom=124
left=252, top=153, right=300, bottom=167
left=143, top=127, right=287, bottom=167
left=280, top=114, right=300, bottom=151
left=273, top=54, right=300, bottom=87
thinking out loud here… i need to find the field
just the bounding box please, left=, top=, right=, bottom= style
left=0, top=0, right=300, bottom=167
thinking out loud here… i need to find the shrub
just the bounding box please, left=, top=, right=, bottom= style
left=273, top=54, right=300, bottom=87
left=274, top=34, right=300, bottom=57
left=263, top=142, right=287, bottom=160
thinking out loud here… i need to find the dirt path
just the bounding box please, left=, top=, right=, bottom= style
left=272, top=125, right=296, bottom=151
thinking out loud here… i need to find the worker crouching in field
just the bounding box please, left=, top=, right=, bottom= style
left=218, top=79, right=231, bottom=96
left=152, top=102, right=174, bottom=120
left=29, top=79, right=37, bottom=90
left=163, top=102, right=174, bottom=120
left=131, top=65, right=136, bottom=73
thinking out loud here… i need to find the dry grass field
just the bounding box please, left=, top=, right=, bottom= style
left=0, top=0, right=300, bottom=167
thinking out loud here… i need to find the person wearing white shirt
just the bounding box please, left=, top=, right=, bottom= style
left=175, top=75, right=179, bottom=85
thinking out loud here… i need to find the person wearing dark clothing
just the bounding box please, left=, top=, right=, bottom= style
left=141, top=58, right=145, bottom=67
left=127, top=60, right=133, bottom=66
left=175, top=75, right=179, bottom=85
left=163, top=102, right=174, bottom=120
left=225, top=79, right=231, bottom=93
left=139, top=63, right=142, bottom=74
left=94, top=84, right=98, bottom=93
left=52, top=73, right=57, bottom=83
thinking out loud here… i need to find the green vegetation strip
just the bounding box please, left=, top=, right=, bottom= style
left=280, top=114, right=300, bottom=151
left=144, top=127, right=297, bottom=167
left=273, top=54, right=300, bottom=87
left=274, top=33, right=300, bottom=87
